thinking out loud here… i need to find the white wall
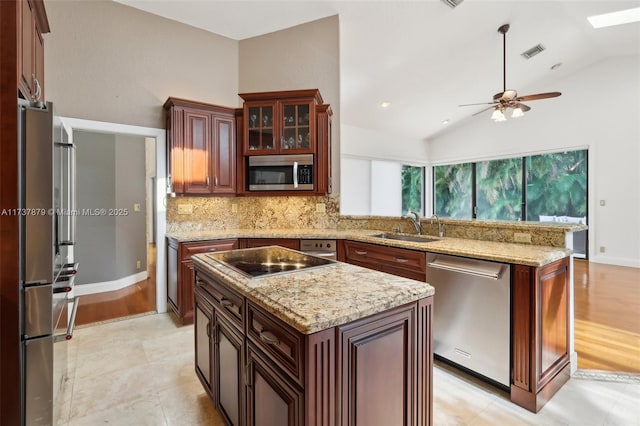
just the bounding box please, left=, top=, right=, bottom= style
left=371, top=161, right=402, bottom=216
left=428, top=55, right=640, bottom=268
left=340, top=157, right=371, bottom=215
left=341, top=124, right=429, bottom=162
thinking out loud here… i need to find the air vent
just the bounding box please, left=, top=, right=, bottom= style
left=441, top=0, right=464, bottom=9
left=521, top=44, right=546, bottom=59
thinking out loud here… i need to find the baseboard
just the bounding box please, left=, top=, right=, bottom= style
left=589, top=255, right=640, bottom=268
left=74, top=271, right=148, bottom=296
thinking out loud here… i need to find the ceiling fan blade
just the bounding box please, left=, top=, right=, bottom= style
left=515, top=92, right=561, bottom=102
left=513, top=102, right=531, bottom=112
left=472, top=105, right=497, bottom=117
left=459, top=101, right=497, bottom=107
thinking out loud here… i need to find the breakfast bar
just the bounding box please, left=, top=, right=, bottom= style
left=191, top=246, right=435, bottom=426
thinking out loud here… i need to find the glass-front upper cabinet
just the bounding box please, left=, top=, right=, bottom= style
left=240, top=91, right=321, bottom=155
left=281, top=102, right=313, bottom=151
left=247, top=103, right=275, bottom=152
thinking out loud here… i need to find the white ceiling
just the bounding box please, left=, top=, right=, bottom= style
left=115, top=0, right=640, bottom=141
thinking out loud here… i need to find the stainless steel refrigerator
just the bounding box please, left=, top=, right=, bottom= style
left=18, top=99, right=78, bottom=426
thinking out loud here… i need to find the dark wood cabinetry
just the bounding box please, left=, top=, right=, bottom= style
left=193, top=264, right=433, bottom=426
left=167, top=238, right=238, bottom=324
left=18, top=0, right=49, bottom=102
left=237, top=89, right=332, bottom=195
left=511, top=257, right=571, bottom=412
left=164, top=98, right=236, bottom=195
left=343, top=240, right=427, bottom=281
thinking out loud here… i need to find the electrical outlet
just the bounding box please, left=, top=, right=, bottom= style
left=178, top=204, right=193, bottom=215
left=514, top=232, right=532, bottom=243
left=599, top=246, right=606, bottom=253
left=136, top=260, right=141, bottom=269
left=316, top=203, right=326, bottom=213
left=134, top=203, right=141, bottom=212
left=231, top=203, right=238, bottom=213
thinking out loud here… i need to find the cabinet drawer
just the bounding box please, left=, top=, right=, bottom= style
left=195, top=272, right=244, bottom=331
left=181, top=239, right=238, bottom=258
left=344, top=240, right=426, bottom=281
left=247, top=302, right=304, bottom=386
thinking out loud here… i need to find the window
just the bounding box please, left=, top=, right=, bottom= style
left=433, top=149, right=587, bottom=223
left=476, top=158, right=522, bottom=220
left=401, top=165, right=424, bottom=216
left=433, top=163, right=472, bottom=218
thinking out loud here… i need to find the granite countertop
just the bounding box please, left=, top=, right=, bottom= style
left=168, top=228, right=571, bottom=267
left=192, top=251, right=434, bottom=334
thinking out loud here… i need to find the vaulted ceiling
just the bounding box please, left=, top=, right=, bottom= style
left=115, top=0, right=640, bottom=141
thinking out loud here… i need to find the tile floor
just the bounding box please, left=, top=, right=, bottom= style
left=55, top=313, right=640, bottom=426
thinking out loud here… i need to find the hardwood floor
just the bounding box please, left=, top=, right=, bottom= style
left=75, top=243, right=156, bottom=327
left=574, top=259, right=640, bottom=373
left=74, top=253, right=639, bottom=373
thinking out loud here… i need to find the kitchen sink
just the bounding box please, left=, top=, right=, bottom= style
left=370, top=233, right=440, bottom=243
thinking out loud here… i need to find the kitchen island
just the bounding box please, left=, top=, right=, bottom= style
left=192, top=246, right=435, bottom=426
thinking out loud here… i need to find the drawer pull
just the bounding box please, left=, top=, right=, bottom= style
left=220, top=298, right=234, bottom=308
left=259, top=330, right=280, bottom=346
left=395, top=257, right=409, bottom=263
left=355, top=250, right=368, bottom=256
left=207, top=247, right=218, bottom=252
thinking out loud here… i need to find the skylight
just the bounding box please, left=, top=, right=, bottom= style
left=587, top=7, right=640, bottom=28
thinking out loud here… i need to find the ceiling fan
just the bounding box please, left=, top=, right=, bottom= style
left=459, top=24, right=561, bottom=121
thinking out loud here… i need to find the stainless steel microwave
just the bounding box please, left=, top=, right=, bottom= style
left=248, top=154, right=314, bottom=191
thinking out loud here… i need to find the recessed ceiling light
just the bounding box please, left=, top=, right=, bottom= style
left=442, top=119, right=450, bottom=125
left=587, top=7, right=640, bottom=28
left=380, top=102, right=391, bottom=108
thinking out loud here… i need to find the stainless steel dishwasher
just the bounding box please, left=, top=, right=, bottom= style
left=426, top=253, right=510, bottom=388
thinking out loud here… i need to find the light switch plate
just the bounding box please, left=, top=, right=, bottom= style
left=134, top=203, right=141, bottom=212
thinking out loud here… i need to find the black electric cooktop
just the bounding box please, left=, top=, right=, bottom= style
left=206, top=246, right=336, bottom=278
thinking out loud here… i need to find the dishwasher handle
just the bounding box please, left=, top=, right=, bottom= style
left=427, top=257, right=505, bottom=280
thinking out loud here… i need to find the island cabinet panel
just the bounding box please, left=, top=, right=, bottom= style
left=337, top=302, right=422, bottom=426
left=167, top=238, right=238, bottom=324
left=194, top=292, right=214, bottom=396
left=511, top=257, right=571, bottom=413
left=193, top=265, right=433, bottom=426
left=164, top=97, right=237, bottom=195
left=343, top=240, right=427, bottom=281
left=214, top=311, right=244, bottom=426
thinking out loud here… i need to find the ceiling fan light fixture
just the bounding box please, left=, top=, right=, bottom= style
left=440, top=0, right=464, bottom=9
left=511, top=106, right=525, bottom=118
left=491, top=107, right=506, bottom=122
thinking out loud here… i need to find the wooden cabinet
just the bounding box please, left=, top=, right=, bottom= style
left=242, top=238, right=300, bottom=251
left=193, top=264, right=434, bottom=426
left=18, top=0, right=49, bottom=102
left=511, top=257, right=571, bottom=413
left=237, top=89, right=332, bottom=195
left=343, top=240, right=426, bottom=281
left=194, top=292, right=214, bottom=395
left=239, top=91, right=320, bottom=155
left=164, top=98, right=236, bottom=195
left=166, top=238, right=238, bottom=324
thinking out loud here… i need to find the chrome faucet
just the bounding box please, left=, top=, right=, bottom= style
left=431, top=214, right=444, bottom=237
left=402, top=211, right=422, bottom=234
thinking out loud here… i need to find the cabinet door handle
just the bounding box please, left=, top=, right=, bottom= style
left=259, top=330, right=279, bottom=346
left=220, top=298, right=234, bottom=308
left=206, top=176, right=210, bottom=186
left=214, top=176, right=218, bottom=187
left=395, top=257, right=409, bottom=263
left=355, top=250, right=368, bottom=256
left=33, top=74, right=42, bottom=101
left=206, top=320, right=211, bottom=338
left=244, top=360, right=253, bottom=388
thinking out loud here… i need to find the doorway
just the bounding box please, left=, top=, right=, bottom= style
left=58, top=117, right=167, bottom=323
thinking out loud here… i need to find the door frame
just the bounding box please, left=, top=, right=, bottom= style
left=59, top=117, right=167, bottom=313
